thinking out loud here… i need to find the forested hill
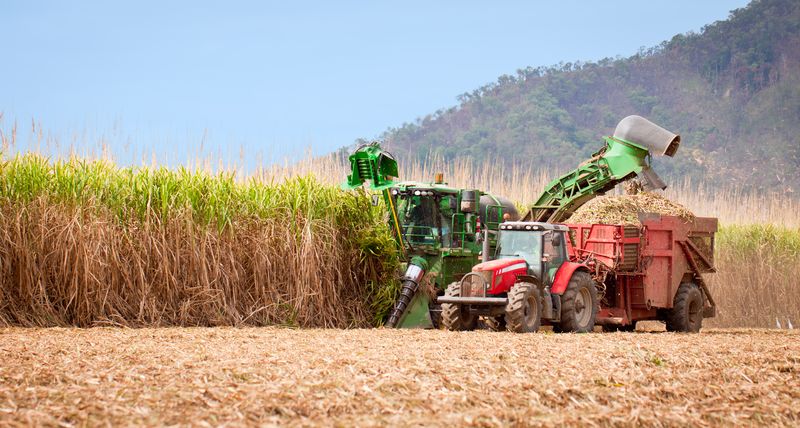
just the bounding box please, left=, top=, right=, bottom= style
left=374, top=0, right=800, bottom=192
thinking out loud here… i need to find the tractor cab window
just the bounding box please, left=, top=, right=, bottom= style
left=543, top=231, right=567, bottom=284
left=496, top=230, right=543, bottom=278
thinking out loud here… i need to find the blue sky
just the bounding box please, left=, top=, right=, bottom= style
left=1, top=1, right=750, bottom=165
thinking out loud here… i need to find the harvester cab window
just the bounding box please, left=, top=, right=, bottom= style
left=438, top=197, right=454, bottom=246
left=399, top=194, right=439, bottom=245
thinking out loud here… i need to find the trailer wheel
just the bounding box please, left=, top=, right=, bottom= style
left=483, top=316, right=506, bottom=332
left=666, top=282, right=704, bottom=333
left=557, top=271, right=598, bottom=333
left=441, top=282, right=478, bottom=331
left=504, top=282, right=542, bottom=333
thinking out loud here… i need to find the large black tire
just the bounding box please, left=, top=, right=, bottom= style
left=666, top=282, right=704, bottom=333
left=441, top=282, right=478, bottom=331
left=504, top=282, right=542, bottom=333
left=483, top=316, right=506, bottom=332
left=557, top=271, right=598, bottom=333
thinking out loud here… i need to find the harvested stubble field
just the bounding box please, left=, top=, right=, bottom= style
left=1, top=327, right=798, bottom=427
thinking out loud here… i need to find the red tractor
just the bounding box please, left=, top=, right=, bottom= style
left=439, top=222, right=597, bottom=333
left=438, top=216, right=716, bottom=333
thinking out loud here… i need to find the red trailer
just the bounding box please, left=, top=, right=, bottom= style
left=564, top=214, right=717, bottom=331
left=438, top=214, right=717, bottom=333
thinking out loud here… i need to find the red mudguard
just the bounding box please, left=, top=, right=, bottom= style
left=551, top=262, right=587, bottom=294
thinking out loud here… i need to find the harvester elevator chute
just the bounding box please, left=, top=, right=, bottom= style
left=521, top=115, right=681, bottom=223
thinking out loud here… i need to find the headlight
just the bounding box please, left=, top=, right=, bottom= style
left=414, top=190, right=421, bottom=196
left=480, top=271, right=492, bottom=289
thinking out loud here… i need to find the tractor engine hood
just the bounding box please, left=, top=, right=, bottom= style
left=473, top=257, right=527, bottom=273
left=471, top=257, right=529, bottom=295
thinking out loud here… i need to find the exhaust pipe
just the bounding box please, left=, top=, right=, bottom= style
left=613, top=115, right=680, bottom=157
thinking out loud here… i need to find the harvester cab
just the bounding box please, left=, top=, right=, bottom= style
left=439, top=222, right=597, bottom=333
left=341, top=142, right=518, bottom=329
left=496, top=223, right=568, bottom=282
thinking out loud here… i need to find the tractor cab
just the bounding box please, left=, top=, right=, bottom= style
left=495, top=222, right=569, bottom=285
left=439, top=221, right=599, bottom=333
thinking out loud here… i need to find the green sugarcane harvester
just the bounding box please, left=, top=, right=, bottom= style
left=343, top=115, right=681, bottom=328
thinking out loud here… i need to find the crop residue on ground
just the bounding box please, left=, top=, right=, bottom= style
left=0, top=328, right=798, bottom=426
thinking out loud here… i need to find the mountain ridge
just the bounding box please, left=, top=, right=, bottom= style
left=371, top=0, right=800, bottom=192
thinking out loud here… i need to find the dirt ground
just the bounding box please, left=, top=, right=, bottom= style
left=0, top=327, right=798, bottom=427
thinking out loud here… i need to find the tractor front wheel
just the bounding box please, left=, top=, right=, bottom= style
left=666, top=282, right=704, bottom=333
left=504, top=282, right=542, bottom=333
left=441, top=282, right=478, bottom=331
left=556, top=271, right=598, bottom=333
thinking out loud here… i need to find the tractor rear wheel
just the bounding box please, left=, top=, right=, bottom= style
left=504, top=282, right=542, bottom=333
left=441, top=282, right=478, bottom=331
left=666, top=282, right=704, bottom=333
left=557, top=271, right=598, bottom=333
left=483, top=316, right=506, bottom=332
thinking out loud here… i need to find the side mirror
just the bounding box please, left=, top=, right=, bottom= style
left=371, top=194, right=380, bottom=206
left=552, top=234, right=563, bottom=247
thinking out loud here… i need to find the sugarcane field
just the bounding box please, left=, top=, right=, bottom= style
left=3, top=1, right=800, bottom=426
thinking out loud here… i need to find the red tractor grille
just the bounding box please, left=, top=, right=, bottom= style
left=461, top=271, right=491, bottom=297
